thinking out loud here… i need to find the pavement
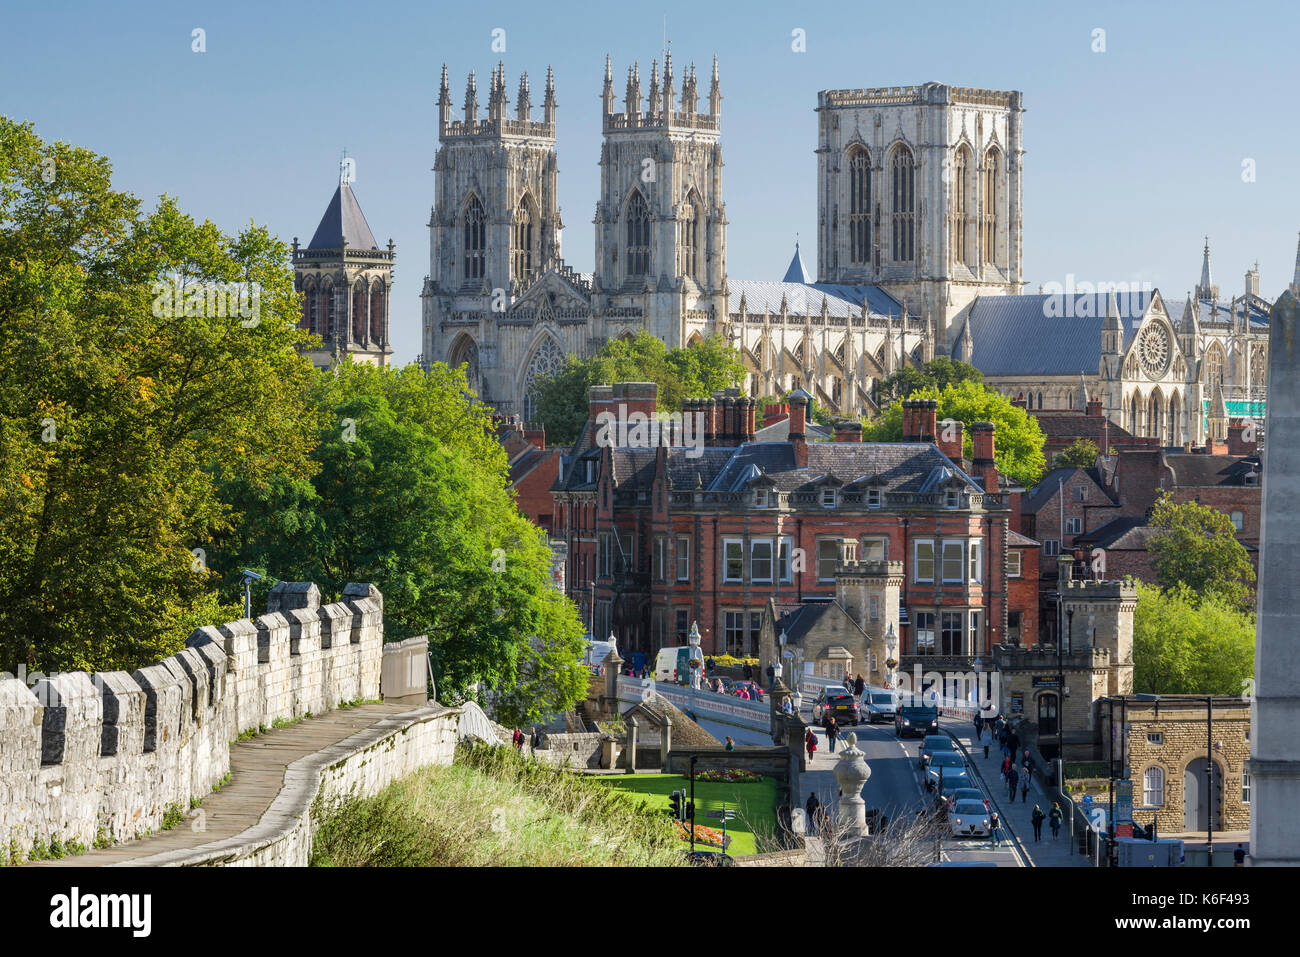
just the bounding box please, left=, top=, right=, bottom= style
left=941, top=717, right=1089, bottom=867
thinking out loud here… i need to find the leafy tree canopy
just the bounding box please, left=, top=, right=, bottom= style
left=1147, top=493, right=1256, bottom=610
left=0, top=118, right=317, bottom=672
left=212, top=361, right=588, bottom=726
left=876, top=357, right=983, bottom=406
left=860, top=380, right=1046, bottom=489
left=1053, top=438, right=1100, bottom=469
left=532, top=331, right=745, bottom=445
left=1132, top=582, right=1255, bottom=695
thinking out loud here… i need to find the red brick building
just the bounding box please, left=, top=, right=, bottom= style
left=551, top=384, right=1040, bottom=667
left=493, top=414, right=562, bottom=533
left=1023, top=394, right=1151, bottom=463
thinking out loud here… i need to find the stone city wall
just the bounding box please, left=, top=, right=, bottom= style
left=0, top=581, right=383, bottom=859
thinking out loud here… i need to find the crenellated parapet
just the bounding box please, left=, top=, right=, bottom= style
left=0, top=582, right=384, bottom=860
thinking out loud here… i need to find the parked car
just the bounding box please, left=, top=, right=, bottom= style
left=812, top=688, right=859, bottom=725
left=919, top=734, right=958, bottom=768
left=895, top=704, right=940, bottom=738
left=950, top=800, right=992, bottom=838
left=925, top=752, right=972, bottom=792
left=862, top=689, right=898, bottom=723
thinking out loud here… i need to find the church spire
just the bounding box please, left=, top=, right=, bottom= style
left=709, top=55, right=721, bottom=118
left=602, top=54, right=614, bottom=115
left=464, top=71, right=478, bottom=123
left=625, top=62, right=641, bottom=116
left=488, top=61, right=507, bottom=123
left=1291, top=230, right=1300, bottom=298
left=1196, top=236, right=1219, bottom=302
left=662, top=49, right=675, bottom=115
left=516, top=71, right=531, bottom=121
left=647, top=59, right=660, bottom=117
left=438, top=63, right=451, bottom=132
left=542, top=65, right=556, bottom=127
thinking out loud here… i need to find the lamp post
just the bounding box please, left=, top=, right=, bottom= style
left=687, top=621, right=703, bottom=692
left=884, top=623, right=899, bottom=693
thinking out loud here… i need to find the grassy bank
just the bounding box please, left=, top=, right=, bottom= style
left=600, top=773, right=778, bottom=856
left=310, top=743, right=685, bottom=866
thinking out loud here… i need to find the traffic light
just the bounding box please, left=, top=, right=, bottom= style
left=668, top=790, right=684, bottom=821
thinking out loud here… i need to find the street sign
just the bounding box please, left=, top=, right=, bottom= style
left=1115, top=779, right=1133, bottom=824
left=1032, top=676, right=1061, bottom=689
left=707, top=810, right=737, bottom=821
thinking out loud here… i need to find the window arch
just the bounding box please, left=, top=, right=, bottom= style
left=953, top=146, right=971, bottom=265
left=983, top=148, right=999, bottom=264
left=513, top=193, right=537, bottom=283
left=522, top=336, right=566, bottom=420
left=1204, top=343, right=1226, bottom=389
left=890, top=145, right=915, bottom=262
left=626, top=190, right=651, bottom=277
left=449, top=334, right=480, bottom=393
left=1251, top=344, right=1267, bottom=387
left=847, top=146, right=872, bottom=266
left=351, top=282, right=366, bottom=342
left=1143, top=766, right=1165, bottom=807
left=322, top=279, right=335, bottom=336
left=302, top=279, right=317, bottom=333
left=369, top=280, right=384, bottom=342
left=463, top=194, right=486, bottom=280
left=679, top=189, right=702, bottom=281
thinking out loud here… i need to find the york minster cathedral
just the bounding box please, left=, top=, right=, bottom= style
left=294, top=53, right=1299, bottom=447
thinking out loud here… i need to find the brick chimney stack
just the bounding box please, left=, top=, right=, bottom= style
left=1227, top=421, right=1257, bottom=456
left=834, top=420, right=863, bottom=443
left=972, top=421, right=998, bottom=493
left=937, top=419, right=963, bottom=462
left=903, top=399, right=938, bottom=442
left=741, top=397, right=757, bottom=442
left=588, top=385, right=614, bottom=446
left=763, top=402, right=789, bottom=429
left=789, top=395, right=809, bottom=467
left=1086, top=396, right=1104, bottom=418
left=523, top=423, right=546, bottom=450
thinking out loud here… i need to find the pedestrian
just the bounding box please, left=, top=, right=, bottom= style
left=989, top=811, right=1001, bottom=848
left=512, top=728, right=524, bottom=753
left=979, top=726, right=992, bottom=759
left=826, top=715, right=839, bottom=753
left=1031, top=804, right=1046, bottom=841
left=805, top=727, right=818, bottom=762
left=1007, top=729, right=1021, bottom=760
left=973, top=713, right=983, bottom=737
left=743, top=662, right=753, bottom=681
left=854, top=673, right=865, bottom=699
left=529, top=726, right=541, bottom=750
left=1049, top=802, right=1063, bottom=840
left=1007, top=765, right=1020, bottom=802
left=725, top=736, right=735, bottom=752
left=706, top=656, right=715, bottom=676
left=766, top=664, right=775, bottom=688
left=805, top=792, right=821, bottom=836
left=1001, top=755, right=1012, bottom=782
left=1233, top=844, right=1246, bottom=867
left=1020, top=770, right=1031, bottom=803
left=781, top=696, right=794, bottom=716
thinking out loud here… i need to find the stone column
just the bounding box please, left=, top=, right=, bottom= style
left=769, top=677, right=793, bottom=743
left=602, top=648, right=623, bottom=721
left=1251, top=290, right=1300, bottom=865
left=626, top=716, right=638, bottom=774
left=660, top=714, right=673, bottom=768
left=833, top=732, right=872, bottom=836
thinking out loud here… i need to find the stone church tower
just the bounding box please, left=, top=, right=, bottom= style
left=814, top=82, right=1025, bottom=349
left=593, top=53, right=727, bottom=347
left=293, top=167, right=395, bottom=369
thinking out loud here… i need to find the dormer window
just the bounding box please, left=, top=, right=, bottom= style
left=1244, top=471, right=1259, bottom=487
left=867, top=488, right=882, bottom=508
left=945, top=489, right=960, bottom=508
left=822, top=488, right=837, bottom=508
left=755, top=490, right=770, bottom=508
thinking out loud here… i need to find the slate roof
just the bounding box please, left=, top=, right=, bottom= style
left=1007, top=529, right=1040, bottom=548
left=1167, top=297, right=1270, bottom=330
left=774, top=602, right=835, bottom=644
left=782, top=244, right=813, bottom=283
left=955, top=291, right=1155, bottom=376
left=1032, top=411, right=1137, bottom=447
left=307, top=181, right=379, bottom=250
left=1073, top=517, right=1156, bottom=551
left=1021, top=466, right=1114, bottom=514
left=729, top=280, right=907, bottom=319
left=623, top=693, right=720, bottom=748
left=753, top=417, right=834, bottom=443
left=1163, top=453, right=1260, bottom=487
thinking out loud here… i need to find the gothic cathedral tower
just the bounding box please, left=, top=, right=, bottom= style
left=421, top=62, right=562, bottom=403
left=294, top=166, right=395, bottom=369
left=815, top=83, right=1024, bottom=351
left=593, top=53, right=727, bottom=347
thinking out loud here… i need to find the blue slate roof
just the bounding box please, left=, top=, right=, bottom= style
left=782, top=244, right=813, bottom=283
left=307, top=181, right=379, bottom=250
left=730, top=280, right=907, bottom=320
left=954, top=292, right=1155, bottom=376
left=1166, top=297, right=1270, bottom=329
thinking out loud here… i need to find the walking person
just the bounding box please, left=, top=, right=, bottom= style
left=1031, top=804, right=1046, bottom=841
left=1007, top=764, right=1020, bottom=803
left=826, top=715, right=839, bottom=753
left=989, top=811, right=1002, bottom=848
left=854, top=673, right=865, bottom=703
left=805, top=792, right=821, bottom=837
left=1049, top=802, right=1063, bottom=840
left=1233, top=844, right=1246, bottom=867
left=805, top=727, right=818, bottom=763
left=1020, top=769, right=1031, bottom=803
left=973, top=712, right=983, bottom=738
left=979, top=725, right=992, bottom=759
left=529, top=726, right=541, bottom=751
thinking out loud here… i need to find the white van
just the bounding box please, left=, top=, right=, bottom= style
left=862, top=688, right=900, bottom=723
left=582, top=638, right=617, bottom=669
left=654, top=646, right=691, bottom=685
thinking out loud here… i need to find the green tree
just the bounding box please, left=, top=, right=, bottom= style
left=1132, top=583, right=1255, bottom=695
left=1053, top=438, right=1100, bottom=468
left=531, top=331, right=745, bottom=445
left=876, top=357, right=983, bottom=406
left=213, top=361, right=587, bottom=726
left=0, top=118, right=317, bottom=672
left=860, top=380, right=1046, bottom=488
left=1147, top=494, right=1256, bottom=609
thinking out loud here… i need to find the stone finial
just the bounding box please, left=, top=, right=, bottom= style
left=833, top=732, right=872, bottom=835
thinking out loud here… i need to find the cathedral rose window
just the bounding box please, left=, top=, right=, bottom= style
left=1138, top=324, right=1171, bottom=378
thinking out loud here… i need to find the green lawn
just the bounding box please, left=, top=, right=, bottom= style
left=600, top=773, right=777, bottom=856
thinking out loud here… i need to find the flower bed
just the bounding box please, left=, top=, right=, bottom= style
left=696, top=769, right=763, bottom=784
left=676, top=820, right=730, bottom=849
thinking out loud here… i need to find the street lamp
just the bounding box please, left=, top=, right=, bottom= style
left=687, top=621, right=703, bottom=691
left=884, top=623, right=899, bottom=692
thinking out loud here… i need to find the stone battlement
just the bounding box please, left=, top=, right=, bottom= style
left=0, top=581, right=383, bottom=859
left=1063, top=578, right=1139, bottom=600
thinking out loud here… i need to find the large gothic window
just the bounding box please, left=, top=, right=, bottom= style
left=953, top=147, right=970, bottom=265
left=303, top=280, right=316, bottom=333
left=322, top=280, right=335, bottom=336
left=450, top=335, right=480, bottom=393
left=1205, top=345, right=1225, bottom=390
left=626, top=190, right=651, bottom=277
left=352, top=282, right=366, bottom=342
left=369, top=280, right=384, bottom=342
left=891, top=145, right=915, bottom=263
left=848, top=146, right=871, bottom=266
left=983, top=148, right=999, bottom=265
left=522, top=337, right=566, bottom=420
left=463, top=194, right=486, bottom=281
left=1251, top=345, right=1267, bottom=388
left=679, top=190, right=702, bottom=282
left=513, top=194, right=537, bottom=284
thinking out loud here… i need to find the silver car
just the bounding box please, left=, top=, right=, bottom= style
left=950, top=800, right=991, bottom=838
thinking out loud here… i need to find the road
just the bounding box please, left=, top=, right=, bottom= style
left=797, top=710, right=1024, bottom=867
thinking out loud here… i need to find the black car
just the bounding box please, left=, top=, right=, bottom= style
left=895, top=704, right=940, bottom=738
left=812, top=688, right=860, bottom=726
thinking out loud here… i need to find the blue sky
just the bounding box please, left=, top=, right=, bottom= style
left=4, top=0, right=1298, bottom=363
